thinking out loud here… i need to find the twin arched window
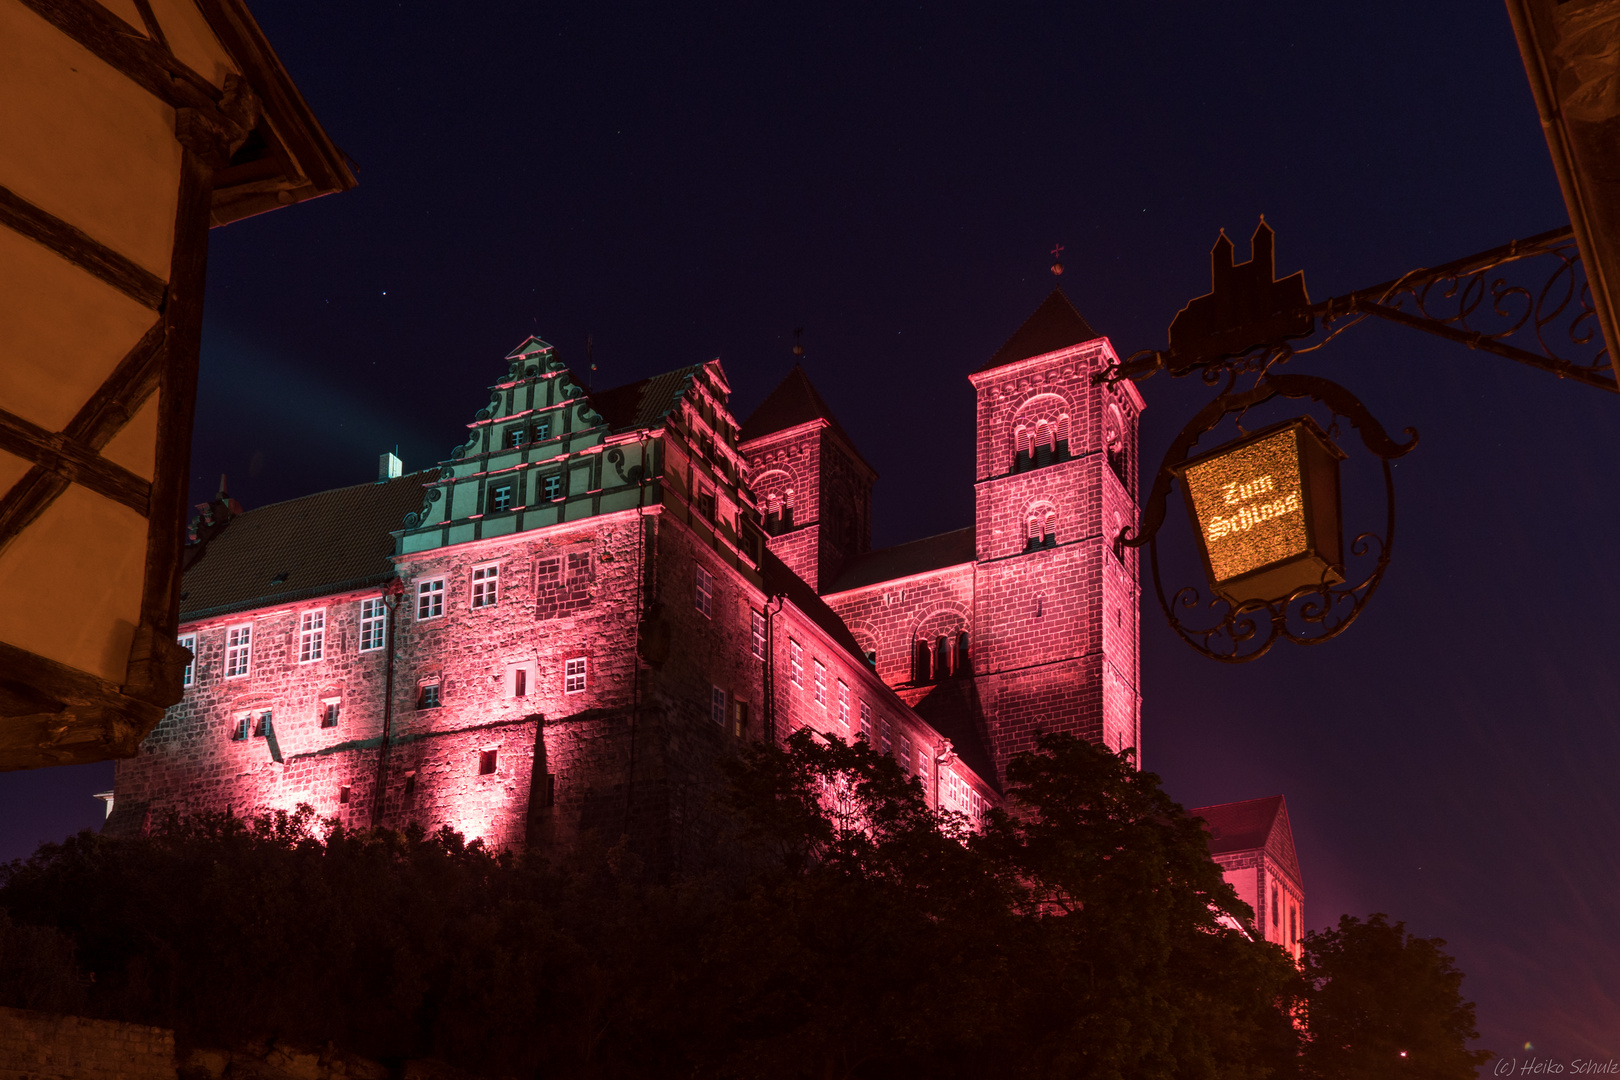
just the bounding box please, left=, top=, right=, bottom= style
left=913, top=632, right=970, bottom=683
left=1025, top=509, right=1057, bottom=551
left=1012, top=411, right=1072, bottom=473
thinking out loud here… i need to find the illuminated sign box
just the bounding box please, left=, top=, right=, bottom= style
left=1173, top=417, right=1345, bottom=606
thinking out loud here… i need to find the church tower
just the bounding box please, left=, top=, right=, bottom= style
left=738, top=365, right=876, bottom=592
left=968, top=289, right=1145, bottom=780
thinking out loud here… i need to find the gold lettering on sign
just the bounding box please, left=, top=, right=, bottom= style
left=1183, top=429, right=1309, bottom=583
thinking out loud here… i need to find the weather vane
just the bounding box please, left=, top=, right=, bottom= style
left=1050, top=243, right=1065, bottom=277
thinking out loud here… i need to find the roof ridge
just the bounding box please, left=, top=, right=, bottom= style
left=217, top=469, right=435, bottom=517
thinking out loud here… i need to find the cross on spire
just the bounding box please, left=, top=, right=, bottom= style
left=1050, top=243, right=1065, bottom=277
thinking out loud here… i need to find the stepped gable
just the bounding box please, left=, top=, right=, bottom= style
left=587, top=364, right=707, bottom=433
left=1193, top=794, right=1301, bottom=884
left=178, top=471, right=432, bottom=621
left=740, top=365, right=868, bottom=463
left=977, top=287, right=1102, bottom=372
left=826, top=527, right=976, bottom=594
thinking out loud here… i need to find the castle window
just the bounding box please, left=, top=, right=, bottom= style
left=900, top=736, right=912, bottom=773
left=404, top=772, right=417, bottom=797
left=1056, top=414, right=1071, bottom=459
left=913, top=639, right=931, bottom=683
left=732, top=699, right=749, bottom=737
left=1013, top=427, right=1032, bottom=473
left=764, top=494, right=783, bottom=536
left=514, top=668, right=527, bottom=697
left=417, top=578, right=444, bottom=620
left=178, top=634, right=195, bottom=688
left=534, top=418, right=552, bottom=442
left=564, top=656, right=587, bottom=694
left=321, top=699, right=340, bottom=728
left=880, top=719, right=892, bottom=756
left=491, top=484, right=513, bottom=512
left=782, top=490, right=795, bottom=529
left=504, top=426, right=527, bottom=449
left=813, top=659, right=827, bottom=706
left=789, top=639, right=803, bottom=686
left=543, top=473, right=563, bottom=501
left=230, top=713, right=250, bottom=741
left=224, top=624, right=252, bottom=678
left=479, top=749, right=498, bottom=775
left=935, top=636, right=949, bottom=679
left=916, top=751, right=929, bottom=795
left=418, top=682, right=441, bottom=709
left=252, top=711, right=272, bottom=738
left=711, top=684, right=727, bottom=726
left=695, top=565, right=713, bottom=618
left=1104, top=403, right=1128, bottom=487
left=298, top=609, right=326, bottom=663
left=339, top=785, right=350, bottom=805
left=1043, top=511, right=1057, bottom=548
left=751, top=609, right=766, bottom=659
left=837, top=680, right=849, bottom=728
left=1034, top=422, right=1054, bottom=468
left=859, top=700, right=871, bottom=740
left=360, top=598, right=387, bottom=652
left=1271, top=886, right=1280, bottom=931
left=696, top=481, right=716, bottom=521
left=955, top=632, right=970, bottom=677
left=471, top=564, right=499, bottom=609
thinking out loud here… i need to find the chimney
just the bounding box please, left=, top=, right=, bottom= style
left=378, top=451, right=402, bottom=483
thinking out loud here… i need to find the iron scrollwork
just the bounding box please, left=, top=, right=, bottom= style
left=1122, top=372, right=1418, bottom=663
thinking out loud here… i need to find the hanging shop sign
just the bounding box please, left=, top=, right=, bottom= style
left=1172, top=417, right=1345, bottom=606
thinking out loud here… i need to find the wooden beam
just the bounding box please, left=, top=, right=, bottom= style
left=0, top=639, right=164, bottom=772
left=18, top=0, right=223, bottom=115
left=0, top=320, right=165, bottom=553
left=0, top=184, right=167, bottom=310
left=127, top=0, right=170, bottom=53
left=0, top=406, right=152, bottom=515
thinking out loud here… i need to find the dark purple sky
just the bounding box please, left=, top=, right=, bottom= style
left=5, top=0, right=1616, bottom=1060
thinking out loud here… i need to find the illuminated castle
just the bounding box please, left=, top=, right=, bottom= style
left=107, top=289, right=1302, bottom=953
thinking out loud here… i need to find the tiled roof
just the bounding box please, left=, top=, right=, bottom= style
left=179, top=472, right=431, bottom=621
left=587, top=365, right=705, bottom=433
left=739, top=365, right=855, bottom=449
left=761, top=548, right=868, bottom=662
left=825, top=527, right=975, bottom=594
left=906, top=678, right=998, bottom=794
left=977, top=288, right=1101, bottom=373
left=1191, top=794, right=1301, bottom=886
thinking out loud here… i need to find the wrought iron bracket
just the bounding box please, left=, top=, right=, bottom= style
left=1123, top=373, right=1417, bottom=663
left=1099, top=224, right=1616, bottom=394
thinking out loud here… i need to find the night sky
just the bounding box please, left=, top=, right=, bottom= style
left=4, top=0, right=1616, bottom=1060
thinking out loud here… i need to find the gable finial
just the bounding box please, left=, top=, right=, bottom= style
left=1050, top=243, right=1065, bottom=277
left=793, top=326, right=804, bottom=358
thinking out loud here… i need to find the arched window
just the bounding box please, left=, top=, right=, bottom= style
left=913, top=639, right=932, bottom=683
left=1056, top=414, right=1071, bottom=460
left=1043, top=511, right=1057, bottom=548
left=1025, top=515, right=1041, bottom=551
left=1013, top=426, right=1032, bottom=473
left=1034, top=422, right=1054, bottom=467
left=955, top=631, right=970, bottom=677
left=935, top=635, right=949, bottom=679
left=782, top=489, right=796, bottom=528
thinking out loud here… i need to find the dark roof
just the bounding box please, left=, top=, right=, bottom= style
left=740, top=365, right=855, bottom=448
left=179, top=472, right=431, bottom=621
left=977, top=288, right=1101, bottom=372
left=760, top=548, right=868, bottom=662
left=826, top=527, right=975, bottom=594
left=1191, top=795, right=1302, bottom=886
left=587, top=365, right=705, bottom=433
left=907, top=679, right=998, bottom=793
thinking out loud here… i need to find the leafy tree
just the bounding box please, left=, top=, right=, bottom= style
left=1299, top=914, right=1491, bottom=1080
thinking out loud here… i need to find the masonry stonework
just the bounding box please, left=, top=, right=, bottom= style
left=111, top=290, right=1298, bottom=928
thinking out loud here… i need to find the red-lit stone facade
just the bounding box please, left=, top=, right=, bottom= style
left=111, top=295, right=1296, bottom=933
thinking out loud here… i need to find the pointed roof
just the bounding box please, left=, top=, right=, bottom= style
left=739, top=364, right=852, bottom=446
left=1191, top=794, right=1302, bottom=887
left=505, top=335, right=556, bottom=361
left=586, top=364, right=707, bottom=433
left=977, top=288, right=1102, bottom=373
